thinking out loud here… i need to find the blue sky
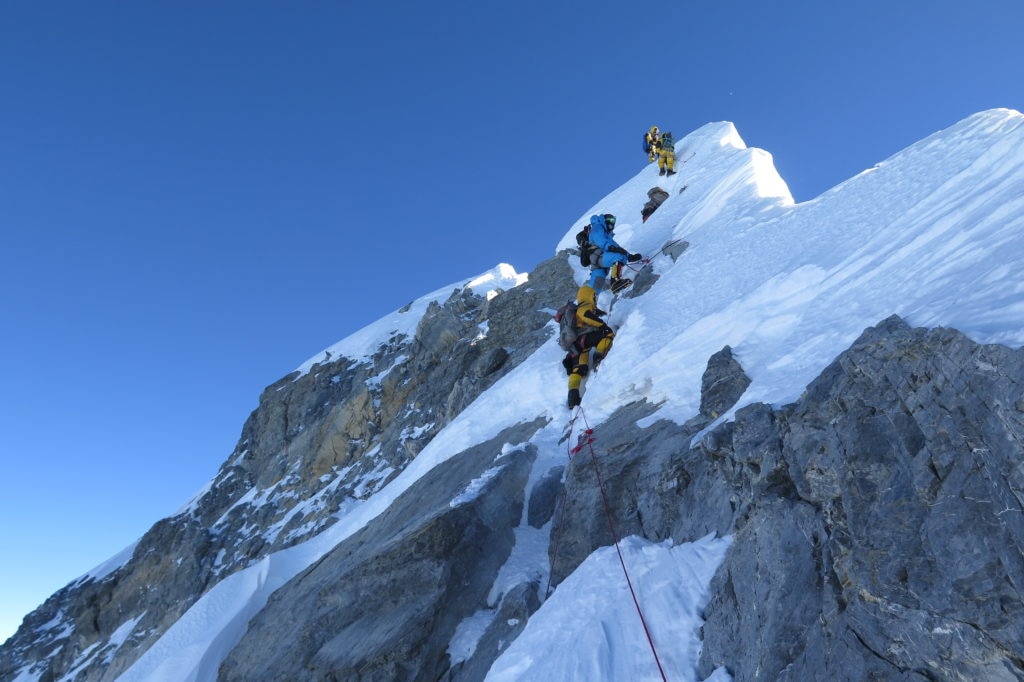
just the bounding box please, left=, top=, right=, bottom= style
left=1, top=0, right=1021, bottom=642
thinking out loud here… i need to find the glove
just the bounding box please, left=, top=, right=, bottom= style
left=608, top=245, right=628, bottom=256
left=628, top=253, right=643, bottom=262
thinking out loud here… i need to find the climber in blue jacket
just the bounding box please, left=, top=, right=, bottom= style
left=585, top=213, right=642, bottom=293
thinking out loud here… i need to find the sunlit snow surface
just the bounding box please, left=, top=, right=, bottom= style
left=486, top=535, right=733, bottom=682
left=99, top=109, right=1024, bottom=682
left=559, top=112, right=1024, bottom=431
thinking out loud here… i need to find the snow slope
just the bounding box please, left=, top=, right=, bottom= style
left=561, top=111, right=1024, bottom=431
left=102, top=109, right=1024, bottom=682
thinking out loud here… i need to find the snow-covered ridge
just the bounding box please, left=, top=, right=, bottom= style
left=294, top=263, right=527, bottom=376
left=567, top=109, right=1024, bottom=428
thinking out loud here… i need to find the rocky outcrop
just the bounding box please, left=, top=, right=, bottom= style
left=0, top=257, right=575, bottom=682
left=700, top=345, right=751, bottom=420
left=219, top=419, right=546, bottom=681
left=548, top=315, right=1024, bottom=680
left=698, top=315, right=1024, bottom=680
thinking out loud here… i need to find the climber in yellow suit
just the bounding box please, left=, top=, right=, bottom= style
left=562, top=285, right=615, bottom=408
left=643, top=126, right=660, bottom=163
left=657, top=131, right=677, bottom=176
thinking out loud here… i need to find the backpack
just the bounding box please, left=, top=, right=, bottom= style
left=575, top=226, right=601, bottom=268
left=661, top=132, right=675, bottom=148
left=648, top=186, right=669, bottom=202
left=554, top=300, right=580, bottom=351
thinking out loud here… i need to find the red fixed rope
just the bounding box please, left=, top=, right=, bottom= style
left=552, top=407, right=669, bottom=681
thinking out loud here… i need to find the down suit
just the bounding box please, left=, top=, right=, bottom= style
left=563, top=285, right=614, bottom=408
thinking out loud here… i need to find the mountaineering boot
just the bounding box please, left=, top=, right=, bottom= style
left=659, top=168, right=666, bottom=176
left=567, top=388, right=582, bottom=409
left=667, top=169, right=677, bottom=176
left=562, top=353, right=575, bottom=375
left=592, top=352, right=605, bottom=371
left=610, top=278, right=632, bottom=294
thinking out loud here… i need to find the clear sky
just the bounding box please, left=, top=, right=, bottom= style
left=1, top=0, right=1021, bottom=642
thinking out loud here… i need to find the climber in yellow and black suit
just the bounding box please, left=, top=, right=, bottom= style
left=657, top=131, right=677, bottom=176
left=562, top=285, right=615, bottom=409
left=643, top=126, right=660, bottom=163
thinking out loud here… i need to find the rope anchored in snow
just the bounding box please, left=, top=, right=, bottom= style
left=625, top=237, right=689, bottom=275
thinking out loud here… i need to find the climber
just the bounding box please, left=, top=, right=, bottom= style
left=641, top=186, right=670, bottom=222
left=562, top=284, right=615, bottom=409
left=657, top=131, right=677, bottom=176
left=584, top=213, right=643, bottom=294
left=643, top=126, right=660, bottom=163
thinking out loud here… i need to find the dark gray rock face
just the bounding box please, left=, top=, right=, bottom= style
left=219, top=419, right=546, bottom=682
left=700, top=345, right=751, bottom=419
left=549, top=315, right=1024, bottom=681
left=697, top=314, right=1024, bottom=682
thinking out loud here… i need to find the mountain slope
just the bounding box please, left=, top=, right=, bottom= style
left=3, top=109, right=1024, bottom=682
